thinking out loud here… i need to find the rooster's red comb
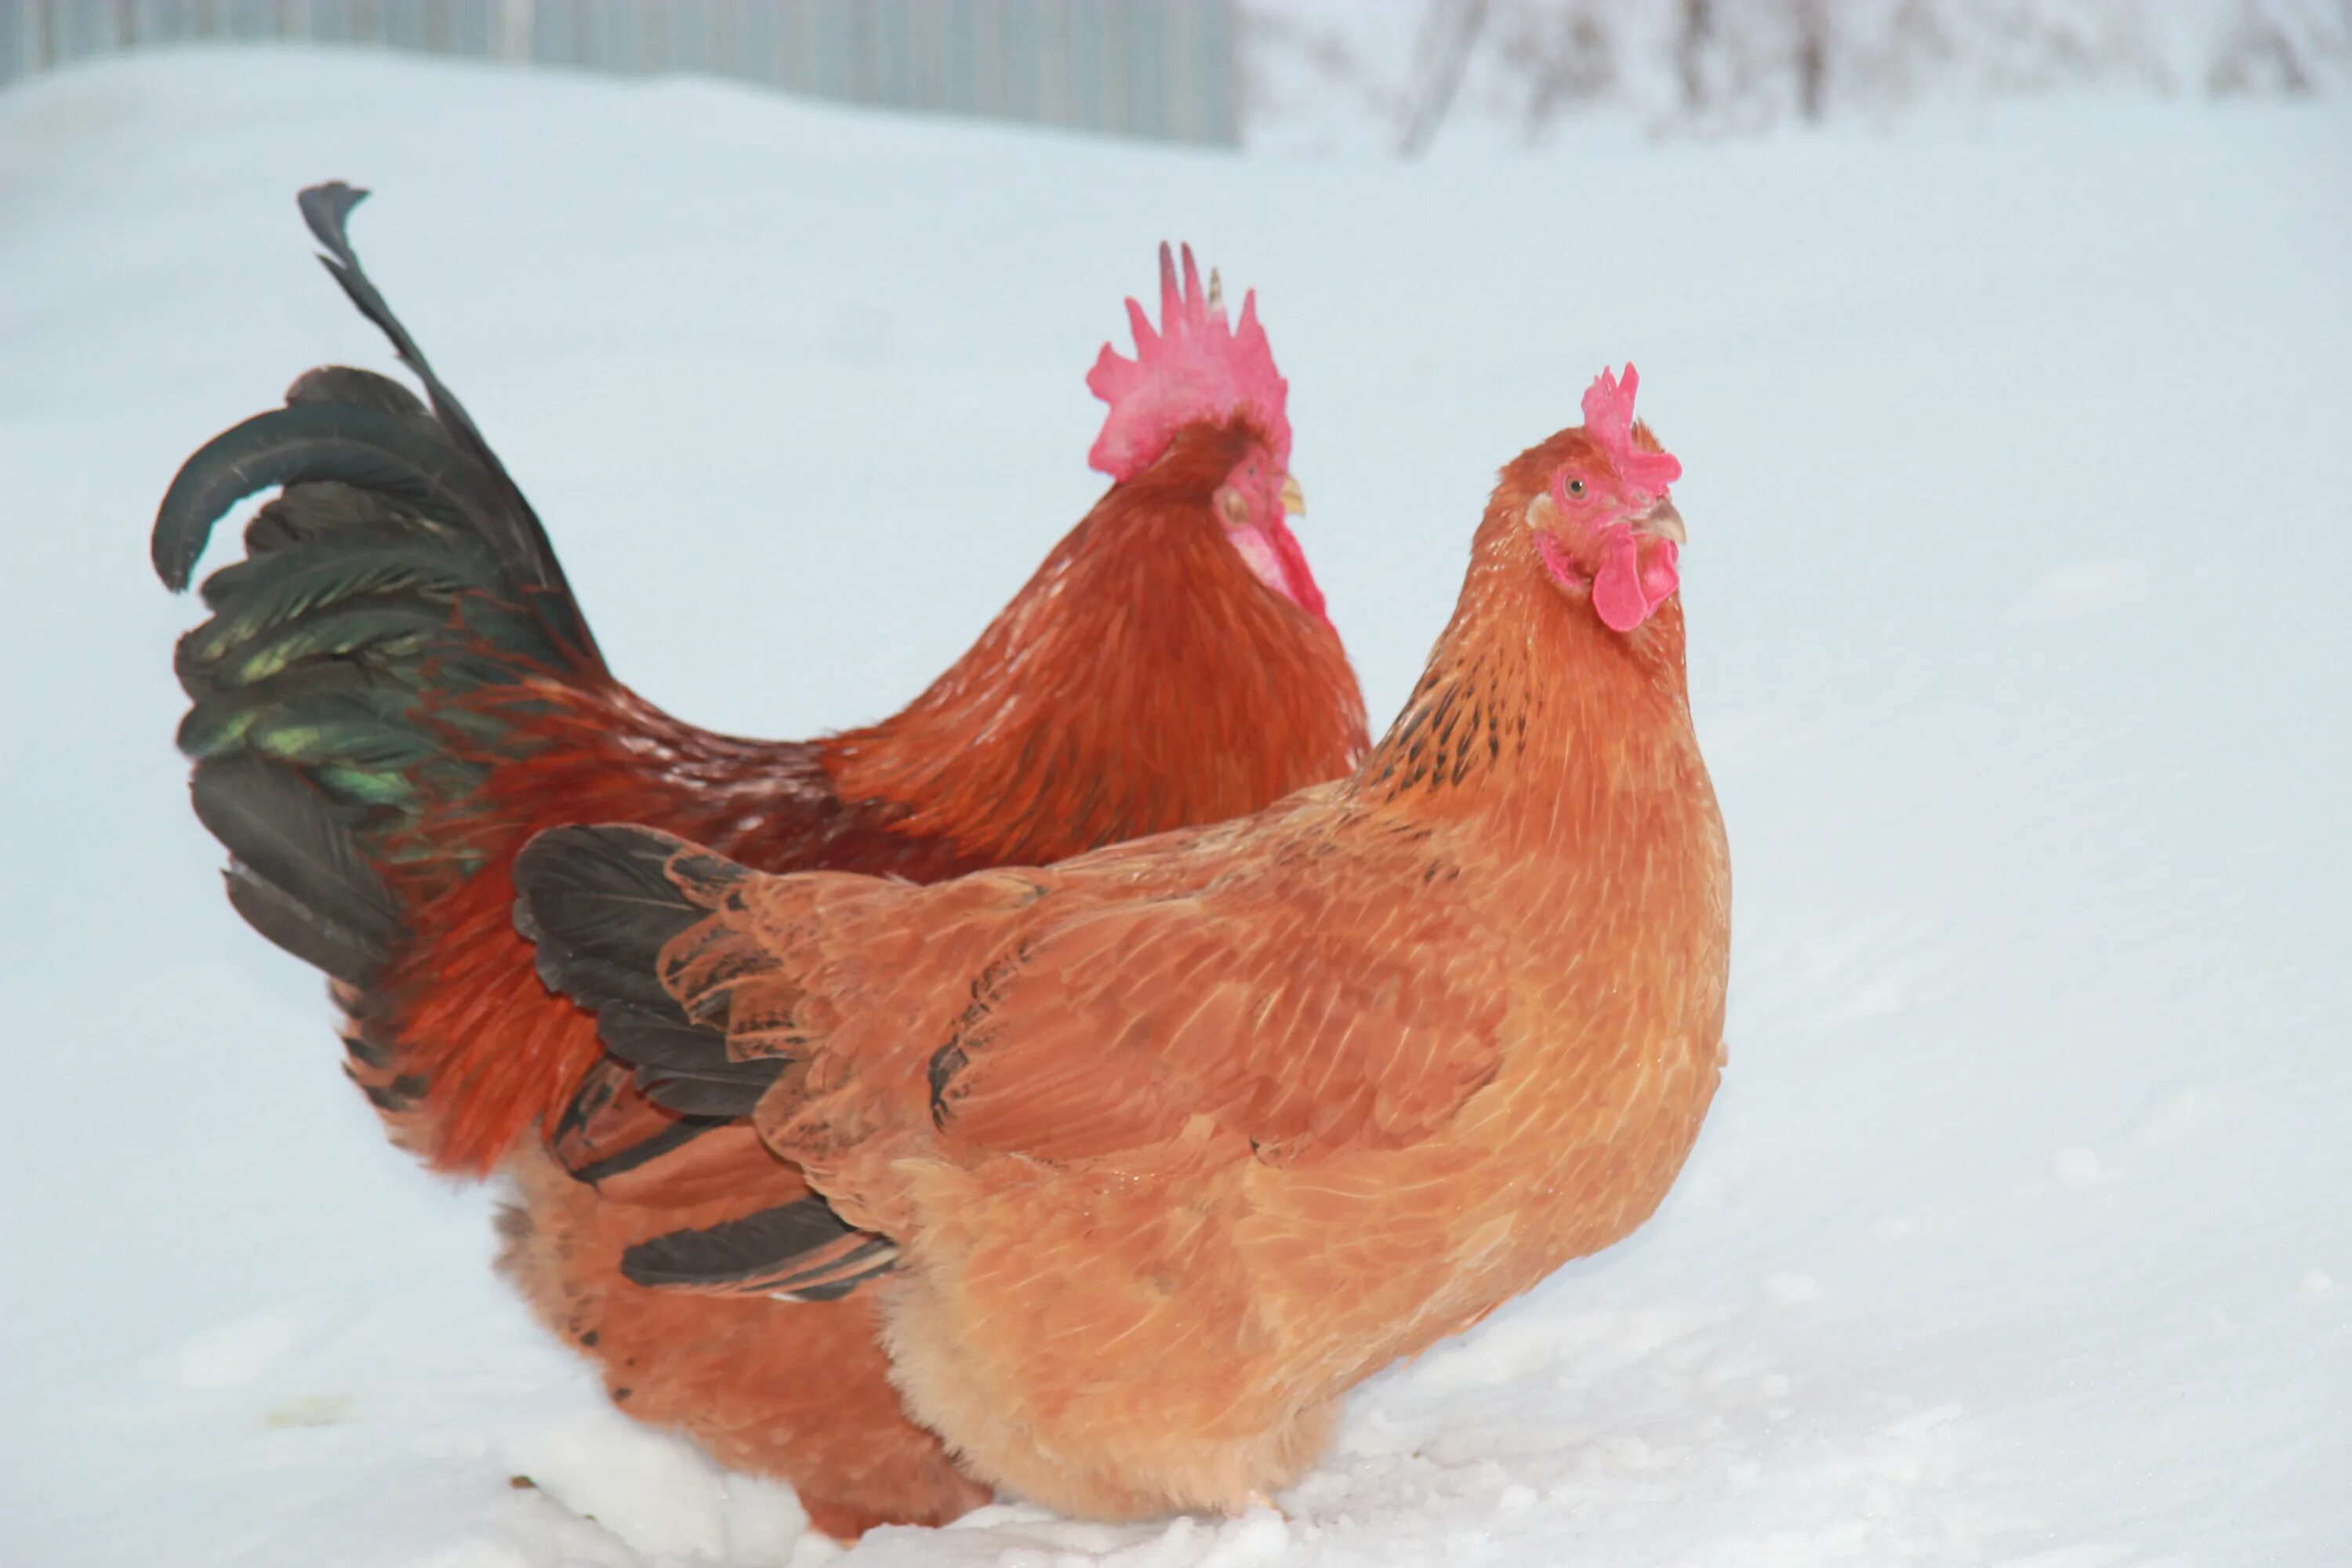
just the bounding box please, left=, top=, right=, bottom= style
left=1581, top=365, right=1682, bottom=496
left=1087, top=244, right=1290, bottom=481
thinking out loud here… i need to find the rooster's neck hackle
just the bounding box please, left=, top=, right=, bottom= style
left=824, top=424, right=1365, bottom=866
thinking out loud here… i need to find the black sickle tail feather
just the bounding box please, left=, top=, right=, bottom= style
left=150, top=187, right=572, bottom=622
left=512, top=825, right=783, bottom=1121
left=155, top=183, right=596, bottom=666
left=292, top=181, right=588, bottom=633
left=156, top=183, right=616, bottom=1006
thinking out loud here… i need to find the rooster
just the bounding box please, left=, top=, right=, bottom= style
left=514, top=366, right=1730, bottom=1522
left=154, top=183, right=1367, bottom=1537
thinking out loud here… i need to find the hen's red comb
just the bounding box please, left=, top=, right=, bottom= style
left=1581, top=365, right=1682, bottom=495
left=1087, top=243, right=1290, bottom=482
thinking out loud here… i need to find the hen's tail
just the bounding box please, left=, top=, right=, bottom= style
left=156, top=184, right=626, bottom=1171
left=514, top=825, right=896, bottom=1299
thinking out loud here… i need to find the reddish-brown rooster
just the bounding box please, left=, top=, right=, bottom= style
left=516, top=364, right=1731, bottom=1522
left=154, top=183, right=1366, bottom=1537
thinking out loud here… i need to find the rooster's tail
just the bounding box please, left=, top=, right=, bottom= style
left=155, top=183, right=617, bottom=1171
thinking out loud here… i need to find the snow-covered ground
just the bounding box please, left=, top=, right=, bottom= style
left=2, top=45, right=2347, bottom=1568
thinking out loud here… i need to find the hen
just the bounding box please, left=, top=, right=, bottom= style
left=154, top=184, right=1366, bottom=1536
left=515, top=366, right=1731, bottom=1521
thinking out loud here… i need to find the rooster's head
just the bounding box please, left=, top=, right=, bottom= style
left=1085, top=245, right=1324, bottom=622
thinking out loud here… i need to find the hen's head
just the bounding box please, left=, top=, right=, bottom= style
left=1521, top=365, right=1686, bottom=633
left=1087, top=245, right=1323, bottom=620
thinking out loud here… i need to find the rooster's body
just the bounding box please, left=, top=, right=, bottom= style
left=157, top=185, right=1365, bottom=1537
left=517, top=370, right=1731, bottom=1520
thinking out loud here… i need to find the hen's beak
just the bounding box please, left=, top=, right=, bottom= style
left=1638, top=497, right=1686, bottom=543
left=1280, top=474, right=1306, bottom=517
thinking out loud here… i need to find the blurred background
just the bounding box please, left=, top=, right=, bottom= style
left=4, top=0, right=2346, bottom=152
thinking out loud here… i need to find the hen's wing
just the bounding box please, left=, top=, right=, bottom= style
left=515, top=812, right=1508, bottom=1285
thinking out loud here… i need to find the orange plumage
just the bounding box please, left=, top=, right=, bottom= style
left=516, top=385, right=1731, bottom=1521
left=158, top=187, right=1363, bottom=1539
left=371, top=419, right=1365, bottom=1179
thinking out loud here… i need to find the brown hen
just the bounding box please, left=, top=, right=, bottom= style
left=515, top=365, right=1731, bottom=1520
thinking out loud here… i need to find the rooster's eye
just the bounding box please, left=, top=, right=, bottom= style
left=1566, top=479, right=1586, bottom=497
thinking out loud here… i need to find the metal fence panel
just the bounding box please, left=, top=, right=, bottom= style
left=0, top=0, right=1236, bottom=143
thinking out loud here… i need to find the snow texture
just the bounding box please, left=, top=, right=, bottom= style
left=2, top=44, right=2347, bottom=1568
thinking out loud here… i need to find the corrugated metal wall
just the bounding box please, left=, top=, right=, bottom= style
left=0, top=0, right=1239, bottom=144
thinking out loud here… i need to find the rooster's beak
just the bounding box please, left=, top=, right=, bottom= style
left=1638, top=497, right=1686, bottom=543
left=1280, top=475, right=1306, bottom=517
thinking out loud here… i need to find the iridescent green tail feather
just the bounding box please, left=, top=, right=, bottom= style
left=153, top=185, right=603, bottom=989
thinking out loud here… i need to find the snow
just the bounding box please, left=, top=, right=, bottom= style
left=2, top=43, right=2347, bottom=1568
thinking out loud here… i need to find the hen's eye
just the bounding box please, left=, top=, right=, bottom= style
left=1566, top=479, right=1587, bottom=497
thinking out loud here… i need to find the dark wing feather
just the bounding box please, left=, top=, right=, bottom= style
left=512, top=827, right=735, bottom=1014
left=619, top=1197, right=898, bottom=1301
left=550, top=1057, right=734, bottom=1186
left=514, top=828, right=782, bottom=1118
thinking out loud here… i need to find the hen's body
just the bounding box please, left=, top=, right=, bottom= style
left=157, top=187, right=1364, bottom=1537
left=518, top=420, right=1730, bottom=1519
left=887, top=599, right=1725, bottom=1516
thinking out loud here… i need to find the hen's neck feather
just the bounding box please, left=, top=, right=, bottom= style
left=1356, top=488, right=1701, bottom=862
